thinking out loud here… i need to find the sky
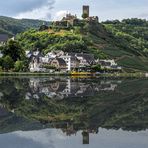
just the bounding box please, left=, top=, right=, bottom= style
left=0, top=0, right=148, bottom=21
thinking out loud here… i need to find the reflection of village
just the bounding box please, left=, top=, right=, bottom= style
left=26, top=77, right=122, bottom=100
left=25, top=77, right=122, bottom=144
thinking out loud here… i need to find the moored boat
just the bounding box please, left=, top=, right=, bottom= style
left=71, top=71, right=96, bottom=75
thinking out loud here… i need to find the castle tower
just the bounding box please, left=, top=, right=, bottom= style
left=83, top=5, right=89, bottom=17
left=82, top=130, right=89, bottom=144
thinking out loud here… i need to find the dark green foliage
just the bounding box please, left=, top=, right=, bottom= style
left=0, top=40, right=28, bottom=71
left=82, top=13, right=89, bottom=19
left=91, top=64, right=101, bottom=72
left=2, top=40, right=25, bottom=61
left=0, top=16, right=50, bottom=35
left=14, top=61, right=24, bottom=72
left=2, top=55, right=14, bottom=71
left=42, top=64, right=56, bottom=69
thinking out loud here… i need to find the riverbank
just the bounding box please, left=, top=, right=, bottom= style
left=99, top=72, right=146, bottom=78
left=0, top=72, right=147, bottom=78
left=0, top=72, right=70, bottom=77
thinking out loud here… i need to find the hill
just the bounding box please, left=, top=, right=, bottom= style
left=0, top=16, right=50, bottom=36
left=103, top=18, right=148, bottom=72
left=16, top=18, right=148, bottom=72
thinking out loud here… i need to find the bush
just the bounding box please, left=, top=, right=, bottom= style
left=14, top=61, right=24, bottom=72
left=2, top=55, right=14, bottom=71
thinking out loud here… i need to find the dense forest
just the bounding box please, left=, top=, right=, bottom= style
left=0, top=16, right=50, bottom=36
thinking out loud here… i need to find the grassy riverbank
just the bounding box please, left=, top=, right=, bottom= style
left=0, top=72, right=70, bottom=76
left=100, top=72, right=146, bottom=78
left=0, top=72, right=146, bottom=78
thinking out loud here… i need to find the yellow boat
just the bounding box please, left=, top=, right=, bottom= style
left=71, top=71, right=96, bottom=75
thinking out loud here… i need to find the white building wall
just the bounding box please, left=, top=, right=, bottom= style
left=60, top=55, right=71, bottom=71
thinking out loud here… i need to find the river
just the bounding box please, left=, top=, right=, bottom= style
left=0, top=76, right=147, bottom=148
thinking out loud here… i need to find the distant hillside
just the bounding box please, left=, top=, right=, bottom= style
left=16, top=18, right=148, bottom=72
left=103, top=18, right=148, bottom=72
left=0, top=16, right=50, bottom=36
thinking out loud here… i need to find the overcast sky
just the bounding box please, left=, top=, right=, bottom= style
left=0, top=0, right=148, bottom=21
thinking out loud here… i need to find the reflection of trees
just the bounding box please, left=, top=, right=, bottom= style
left=0, top=78, right=28, bottom=109
left=0, top=77, right=148, bottom=135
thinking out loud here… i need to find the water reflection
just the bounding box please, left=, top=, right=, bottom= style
left=0, top=77, right=148, bottom=146
left=27, top=77, right=121, bottom=100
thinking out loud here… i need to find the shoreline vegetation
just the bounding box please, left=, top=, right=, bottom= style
left=0, top=72, right=147, bottom=78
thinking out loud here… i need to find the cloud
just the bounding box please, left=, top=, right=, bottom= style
left=53, top=10, right=67, bottom=21
left=13, top=129, right=67, bottom=148
left=139, top=13, right=148, bottom=18
left=1, top=0, right=148, bottom=21
left=0, top=0, right=55, bottom=20
left=0, top=0, right=47, bottom=15
left=15, top=3, right=54, bottom=20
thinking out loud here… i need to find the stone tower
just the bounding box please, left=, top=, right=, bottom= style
left=82, top=131, right=89, bottom=144
left=83, top=5, right=89, bottom=17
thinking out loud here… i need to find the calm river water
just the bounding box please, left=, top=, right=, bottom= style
left=0, top=76, right=148, bottom=148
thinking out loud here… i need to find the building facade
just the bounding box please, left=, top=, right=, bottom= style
left=60, top=53, right=79, bottom=71
left=99, top=59, right=122, bottom=70
left=50, top=58, right=67, bottom=71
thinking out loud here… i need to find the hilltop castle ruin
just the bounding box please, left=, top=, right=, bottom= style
left=52, top=5, right=99, bottom=28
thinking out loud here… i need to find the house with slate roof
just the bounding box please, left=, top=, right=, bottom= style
left=28, top=51, right=46, bottom=72
left=0, top=34, right=9, bottom=46
left=75, top=53, right=95, bottom=67
left=50, top=58, right=67, bottom=71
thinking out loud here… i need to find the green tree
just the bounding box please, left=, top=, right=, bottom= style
left=82, top=13, right=89, bottom=19
left=0, top=58, right=3, bottom=66
left=91, top=64, right=101, bottom=72
left=2, top=40, right=25, bottom=62
left=2, top=55, right=14, bottom=71
left=14, top=60, right=24, bottom=72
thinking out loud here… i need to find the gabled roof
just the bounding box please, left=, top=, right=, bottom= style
left=0, top=34, right=9, bottom=42
left=27, top=50, right=44, bottom=59
left=51, top=58, right=66, bottom=66
left=76, top=53, right=95, bottom=61
left=56, top=58, right=66, bottom=66
left=71, top=56, right=79, bottom=61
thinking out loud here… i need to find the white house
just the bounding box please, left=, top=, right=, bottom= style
left=75, top=53, right=95, bottom=67
left=29, top=51, right=46, bottom=72
left=60, top=53, right=95, bottom=71
left=60, top=53, right=79, bottom=71
left=41, top=50, right=65, bottom=64
left=29, top=56, right=42, bottom=72
left=99, top=59, right=122, bottom=70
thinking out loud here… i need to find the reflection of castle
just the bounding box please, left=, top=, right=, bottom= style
left=25, top=78, right=122, bottom=100
left=52, top=120, right=99, bottom=145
